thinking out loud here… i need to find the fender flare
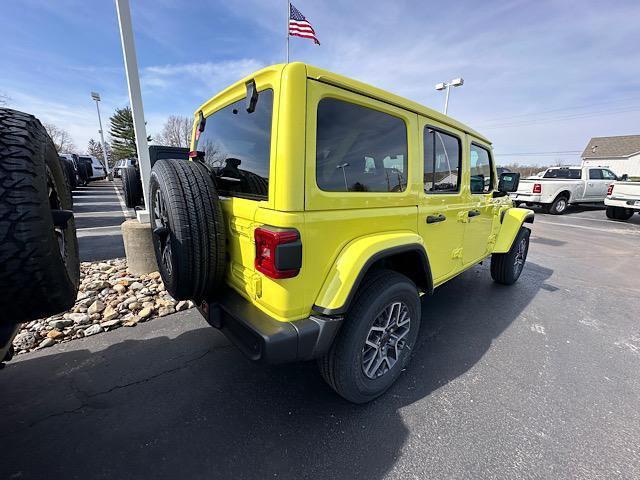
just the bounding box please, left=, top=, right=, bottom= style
left=494, top=207, right=534, bottom=254
left=312, top=232, right=433, bottom=316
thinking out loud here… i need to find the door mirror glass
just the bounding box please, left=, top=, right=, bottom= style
left=498, top=172, right=520, bottom=192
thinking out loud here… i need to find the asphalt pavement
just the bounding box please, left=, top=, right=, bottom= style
left=73, top=179, right=135, bottom=262
left=2, top=206, right=639, bottom=479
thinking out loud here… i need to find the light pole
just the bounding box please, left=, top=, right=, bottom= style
left=435, top=78, right=464, bottom=115
left=90, top=91, right=112, bottom=180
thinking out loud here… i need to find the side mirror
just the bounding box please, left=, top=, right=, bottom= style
left=620, top=174, right=629, bottom=181
left=497, top=172, right=520, bottom=193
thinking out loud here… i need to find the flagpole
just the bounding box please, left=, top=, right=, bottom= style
left=286, top=0, right=290, bottom=63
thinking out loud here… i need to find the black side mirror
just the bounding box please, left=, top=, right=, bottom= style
left=246, top=79, right=259, bottom=113
left=620, top=174, right=629, bottom=181
left=497, top=172, right=520, bottom=193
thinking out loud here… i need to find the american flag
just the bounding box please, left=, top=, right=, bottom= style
left=289, top=3, right=320, bottom=45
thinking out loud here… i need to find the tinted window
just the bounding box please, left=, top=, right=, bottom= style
left=316, top=98, right=407, bottom=192
left=424, top=128, right=460, bottom=193
left=544, top=169, right=582, bottom=179
left=470, top=144, right=493, bottom=193
left=589, top=169, right=603, bottom=180
left=196, top=89, right=273, bottom=200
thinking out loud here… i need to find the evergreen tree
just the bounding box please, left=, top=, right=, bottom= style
left=87, top=138, right=113, bottom=168
left=109, top=106, right=138, bottom=161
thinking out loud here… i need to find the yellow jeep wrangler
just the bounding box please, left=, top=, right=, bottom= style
left=149, top=63, right=533, bottom=403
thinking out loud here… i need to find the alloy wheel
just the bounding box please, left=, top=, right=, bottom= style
left=152, top=188, right=173, bottom=276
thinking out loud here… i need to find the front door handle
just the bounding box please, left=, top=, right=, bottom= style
left=426, top=214, right=446, bottom=224
left=468, top=210, right=481, bottom=218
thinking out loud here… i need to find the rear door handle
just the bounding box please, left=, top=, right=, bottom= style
left=468, top=210, right=481, bottom=218
left=426, top=214, right=446, bottom=224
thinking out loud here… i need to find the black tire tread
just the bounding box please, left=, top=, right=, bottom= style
left=491, top=227, right=530, bottom=285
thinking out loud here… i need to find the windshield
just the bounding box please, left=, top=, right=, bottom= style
left=543, top=168, right=581, bottom=179
left=195, top=89, right=273, bottom=200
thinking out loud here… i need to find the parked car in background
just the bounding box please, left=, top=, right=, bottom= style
left=77, top=155, right=106, bottom=182
left=511, top=166, right=619, bottom=214
left=114, top=158, right=137, bottom=178
left=605, top=180, right=640, bottom=220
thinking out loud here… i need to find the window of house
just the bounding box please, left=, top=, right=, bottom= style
left=470, top=144, right=494, bottom=193
left=424, top=128, right=461, bottom=193
left=316, top=98, right=408, bottom=192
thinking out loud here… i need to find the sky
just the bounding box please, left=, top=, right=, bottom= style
left=1, top=0, right=639, bottom=166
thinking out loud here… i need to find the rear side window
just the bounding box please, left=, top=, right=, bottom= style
left=544, top=169, right=582, bottom=179
left=196, top=89, right=273, bottom=200
left=602, top=169, right=617, bottom=180
left=424, top=128, right=461, bottom=193
left=469, top=144, right=493, bottom=193
left=316, top=98, right=408, bottom=192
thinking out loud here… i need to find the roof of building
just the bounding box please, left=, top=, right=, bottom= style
left=582, top=135, right=640, bottom=159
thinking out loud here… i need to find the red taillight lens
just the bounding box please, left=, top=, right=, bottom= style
left=254, top=228, right=301, bottom=279
left=533, top=183, right=542, bottom=194
left=607, top=184, right=614, bottom=196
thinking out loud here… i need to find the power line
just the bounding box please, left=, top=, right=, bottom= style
left=494, top=150, right=582, bottom=156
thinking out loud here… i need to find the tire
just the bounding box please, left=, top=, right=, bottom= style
left=149, top=159, right=226, bottom=303
left=77, top=163, right=89, bottom=186
left=605, top=206, right=617, bottom=219
left=122, top=166, right=142, bottom=208
left=0, top=108, right=80, bottom=325
left=241, top=169, right=269, bottom=197
left=60, top=159, right=74, bottom=206
left=491, top=227, right=530, bottom=285
left=549, top=195, right=569, bottom=215
left=318, top=270, right=421, bottom=403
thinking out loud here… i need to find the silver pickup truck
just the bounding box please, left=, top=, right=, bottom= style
left=511, top=166, right=619, bottom=214
left=605, top=180, right=640, bottom=221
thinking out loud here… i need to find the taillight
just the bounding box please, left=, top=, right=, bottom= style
left=607, top=184, right=614, bottom=196
left=254, top=228, right=302, bottom=279
left=533, top=183, right=542, bottom=194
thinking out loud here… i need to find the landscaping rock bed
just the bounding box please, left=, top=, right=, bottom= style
left=12, top=258, right=195, bottom=354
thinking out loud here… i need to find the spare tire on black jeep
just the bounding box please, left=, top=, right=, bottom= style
left=0, top=108, right=80, bottom=325
left=150, top=159, right=226, bottom=303
left=122, top=165, right=142, bottom=208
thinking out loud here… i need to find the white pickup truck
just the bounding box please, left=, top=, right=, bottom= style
left=605, top=180, right=640, bottom=221
left=510, top=166, right=619, bottom=214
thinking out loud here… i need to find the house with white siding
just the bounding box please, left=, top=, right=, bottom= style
left=581, top=135, right=640, bottom=177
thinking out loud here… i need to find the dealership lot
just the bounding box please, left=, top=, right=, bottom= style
left=1, top=207, right=639, bottom=479
left=73, top=180, right=135, bottom=261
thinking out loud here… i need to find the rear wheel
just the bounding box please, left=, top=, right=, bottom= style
left=122, top=166, right=142, bottom=208
left=606, top=205, right=634, bottom=220
left=318, top=270, right=421, bottom=403
left=150, top=159, right=226, bottom=303
left=491, top=227, right=530, bottom=285
left=549, top=195, right=569, bottom=215
left=0, top=108, right=80, bottom=325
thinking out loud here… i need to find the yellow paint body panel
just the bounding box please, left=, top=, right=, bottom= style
left=191, top=62, right=533, bottom=322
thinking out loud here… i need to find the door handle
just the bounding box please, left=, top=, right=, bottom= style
left=426, top=214, right=446, bottom=224
left=468, top=210, right=481, bottom=218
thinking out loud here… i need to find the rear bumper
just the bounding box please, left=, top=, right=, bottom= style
left=198, top=288, right=343, bottom=364
left=510, top=193, right=543, bottom=203
left=605, top=197, right=640, bottom=210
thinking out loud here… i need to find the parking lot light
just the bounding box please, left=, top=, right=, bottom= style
left=90, top=91, right=112, bottom=179
left=435, top=78, right=464, bottom=115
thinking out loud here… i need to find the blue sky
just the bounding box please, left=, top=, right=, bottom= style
left=1, top=0, right=639, bottom=166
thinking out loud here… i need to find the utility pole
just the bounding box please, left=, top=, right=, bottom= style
left=114, top=0, right=151, bottom=223
left=90, top=92, right=112, bottom=180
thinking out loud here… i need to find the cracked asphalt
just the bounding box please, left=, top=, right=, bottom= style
left=1, top=206, right=639, bottom=479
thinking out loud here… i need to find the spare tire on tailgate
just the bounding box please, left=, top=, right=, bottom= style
left=0, top=108, right=80, bottom=325
left=150, top=159, right=226, bottom=303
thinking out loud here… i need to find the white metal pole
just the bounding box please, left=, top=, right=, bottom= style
left=286, top=0, right=290, bottom=63
left=115, top=0, right=151, bottom=222
left=443, top=84, right=451, bottom=115
left=94, top=99, right=111, bottom=178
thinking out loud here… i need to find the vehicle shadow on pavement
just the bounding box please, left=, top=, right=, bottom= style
left=0, top=262, right=552, bottom=480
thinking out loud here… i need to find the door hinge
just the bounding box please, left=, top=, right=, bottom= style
left=451, top=247, right=463, bottom=259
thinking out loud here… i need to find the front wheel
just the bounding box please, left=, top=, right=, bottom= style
left=491, top=227, right=530, bottom=285
left=318, top=270, right=421, bottom=403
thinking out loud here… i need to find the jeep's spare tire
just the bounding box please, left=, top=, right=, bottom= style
left=0, top=108, right=80, bottom=325
left=122, top=166, right=142, bottom=208
left=150, top=159, right=226, bottom=303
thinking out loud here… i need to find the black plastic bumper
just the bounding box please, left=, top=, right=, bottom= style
left=198, top=288, right=343, bottom=364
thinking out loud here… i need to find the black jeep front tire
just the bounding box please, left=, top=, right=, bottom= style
left=0, top=108, right=80, bottom=325
left=491, top=227, right=530, bottom=285
left=318, top=270, right=421, bottom=403
left=150, top=159, right=226, bottom=303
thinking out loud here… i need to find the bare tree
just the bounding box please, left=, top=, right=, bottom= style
left=0, top=92, right=8, bottom=106
left=43, top=123, right=76, bottom=153
left=155, top=115, right=193, bottom=148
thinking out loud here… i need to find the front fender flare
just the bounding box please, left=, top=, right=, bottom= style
left=312, top=232, right=431, bottom=316
left=493, top=207, right=534, bottom=254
